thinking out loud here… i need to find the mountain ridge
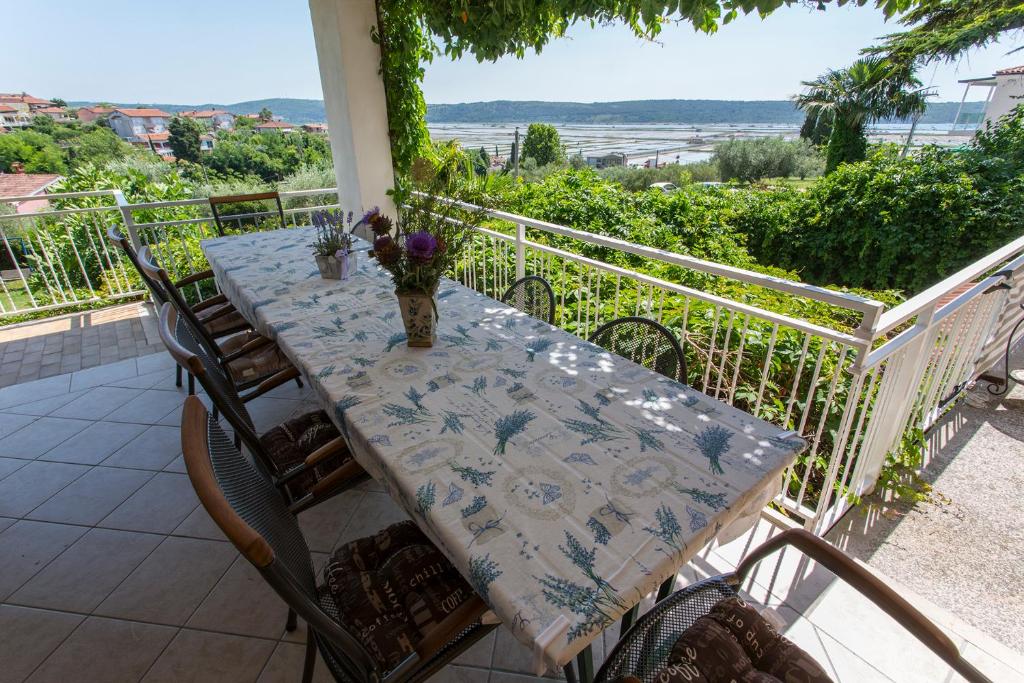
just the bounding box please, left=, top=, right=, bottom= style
left=69, top=97, right=986, bottom=126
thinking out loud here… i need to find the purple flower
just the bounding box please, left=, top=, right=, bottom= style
left=405, top=231, right=438, bottom=264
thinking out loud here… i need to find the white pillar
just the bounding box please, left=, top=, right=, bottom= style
left=308, top=0, right=396, bottom=219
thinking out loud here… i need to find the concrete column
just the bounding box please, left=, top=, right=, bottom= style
left=308, top=0, right=396, bottom=218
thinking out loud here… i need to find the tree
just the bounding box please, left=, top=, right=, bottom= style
left=867, top=0, right=1024, bottom=68
left=0, top=130, right=66, bottom=173
left=257, top=107, right=273, bottom=122
left=522, top=123, right=564, bottom=167
left=50, top=98, right=68, bottom=108
left=795, top=57, right=929, bottom=174
left=168, top=116, right=202, bottom=164
left=714, top=138, right=821, bottom=183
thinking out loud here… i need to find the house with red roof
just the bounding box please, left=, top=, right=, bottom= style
left=254, top=120, right=297, bottom=133
left=0, top=93, right=54, bottom=113
left=954, top=64, right=1024, bottom=133
left=34, top=106, right=73, bottom=122
left=181, top=109, right=235, bottom=131
left=76, top=106, right=114, bottom=123
left=0, top=104, right=31, bottom=130
left=107, top=107, right=172, bottom=142
left=0, top=172, right=63, bottom=213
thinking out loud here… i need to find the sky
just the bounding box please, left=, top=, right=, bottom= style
left=1, top=0, right=1018, bottom=105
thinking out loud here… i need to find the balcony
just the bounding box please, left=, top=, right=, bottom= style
left=0, top=188, right=1021, bottom=681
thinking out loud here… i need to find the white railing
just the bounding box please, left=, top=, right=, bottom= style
left=0, top=187, right=341, bottom=316
left=3, top=185, right=1020, bottom=535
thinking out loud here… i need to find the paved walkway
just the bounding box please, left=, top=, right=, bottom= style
left=0, top=352, right=1019, bottom=682
left=830, top=346, right=1024, bottom=654
left=0, top=303, right=163, bottom=389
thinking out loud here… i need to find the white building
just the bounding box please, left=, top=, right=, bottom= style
left=181, top=109, right=235, bottom=131
left=107, top=108, right=172, bottom=141
left=953, top=65, right=1024, bottom=134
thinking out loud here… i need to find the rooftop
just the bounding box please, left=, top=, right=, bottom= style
left=112, top=108, right=172, bottom=118
left=0, top=173, right=62, bottom=201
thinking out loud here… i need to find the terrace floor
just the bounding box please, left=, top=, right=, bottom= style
left=0, top=350, right=1021, bottom=682
left=0, top=302, right=162, bottom=389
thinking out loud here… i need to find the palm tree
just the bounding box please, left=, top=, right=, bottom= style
left=795, top=57, right=930, bottom=173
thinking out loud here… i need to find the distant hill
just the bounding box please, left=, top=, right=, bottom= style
left=426, top=99, right=987, bottom=125
left=69, top=97, right=985, bottom=126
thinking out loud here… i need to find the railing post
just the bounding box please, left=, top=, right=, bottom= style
left=515, top=222, right=526, bottom=280
left=856, top=303, right=938, bottom=496
left=113, top=191, right=142, bottom=251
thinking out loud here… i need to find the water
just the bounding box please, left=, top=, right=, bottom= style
left=428, top=122, right=966, bottom=168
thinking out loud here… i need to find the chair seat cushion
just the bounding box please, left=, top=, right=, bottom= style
left=259, top=410, right=349, bottom=497
left=195, top=301, right=248, bottom=336
left=320, top=520, right=476, bottom=673
left=219, top=331, right=291, bottom=383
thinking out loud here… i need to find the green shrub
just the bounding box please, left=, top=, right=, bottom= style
left=714, top=137, right=823, bottom=183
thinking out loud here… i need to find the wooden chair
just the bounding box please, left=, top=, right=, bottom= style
left=180, top=395, right=495, bottom=683
left=209, top=191, right=286, bottom=236
left=501, top=275, right=556, bottom=324
left=158, top=302, right=358, bottom=513
left=138, top=246, right=300, bottom=395
left=595, top=529, right=992, bottom=683
left=107, top=226, right=250, bottom=389
left=589, top=316, right=687, bottom=384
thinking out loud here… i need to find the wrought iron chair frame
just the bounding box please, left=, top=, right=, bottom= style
left=501, top=275, right=557, bottom=324
left=588, top=316, right=688, bottom=385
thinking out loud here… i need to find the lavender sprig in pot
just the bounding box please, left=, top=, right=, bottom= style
left=311, top=209, right=357, bottom=280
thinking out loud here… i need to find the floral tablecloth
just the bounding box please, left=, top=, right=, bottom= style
left=202, top=227, right=805, bottom=673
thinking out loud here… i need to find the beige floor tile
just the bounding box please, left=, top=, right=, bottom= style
left=39, top=420, right=148, bottom=465
left=135, top=352, right=177, bottom=377
left=0, top=389, right=88, bottom=417
left=102, top=425, right=183, bottom=471
left=95, top=536, right=236, bottom=626
left=332, top=490, right=409, bottom=549
left=0, top=520, right=88, bottom=599
left=431, top=665, right=492, bottom=683
left=256, top=642, right=334, bottom=683
left=0, top=411, right=36, bottom=438
left=297, top=487, right=366, bottom=553
left=141, top=629, right=276, bottom=683
left=172, top=504, right=225, bottom=540
left=0, top=374, right=72, bottom=411
left=453, top=629, right=496, bottom=668
left=25, top=616, right=176, bottom=683
left=50, top=386, right=142, bottom=421
left=99, top=472, right=198, bottom=533
left=68, top=358, right=139, bottom=392
left=0, top=605, right=83, bottom=682
left=0, top=455, right=28, bottom=481
left=106, top=389, right=186, bottom=425
left=0, top=416, right=91, bottom=460
left=187, top=555, right=290, bottom=639
left=9, top=528, right=163, bottom=612
left=26, top=466, right=154, bottom=525
left=0, top=460, right=91, bottom=518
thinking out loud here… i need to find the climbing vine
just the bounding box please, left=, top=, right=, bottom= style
left=371, top=0, right=926, bottom=179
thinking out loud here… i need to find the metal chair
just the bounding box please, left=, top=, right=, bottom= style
left=501, top=275, right=556, bottom=324
left=138, top=245, right=300, bottom=395
left=588, top=316, right=687, bottom=384
left=107, top=226, right=249, bottom=389
left=209, top=191, right=286, bottom=236
left=158, top=302, right=359, bottom=513
left=180, top=395, right=496, bottom=683
left=594, top=529, right=992, bottom=683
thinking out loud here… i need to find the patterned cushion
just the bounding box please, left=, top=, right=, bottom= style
left=195, top=301, right=247, bottom=336
left=219, top=331, right=291, bottom=383
left=258, top=409, right=349, bottom=498
left=320, top=520, right=476, bottom=673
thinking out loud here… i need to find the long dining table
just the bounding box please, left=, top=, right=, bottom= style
left=201, top=226, right=806, bottom=676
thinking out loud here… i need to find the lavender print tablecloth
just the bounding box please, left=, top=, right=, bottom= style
left=202, top=228, right=805, bottom=673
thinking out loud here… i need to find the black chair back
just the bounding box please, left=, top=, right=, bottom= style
left=501, top=275, right=556, bottom=324
left=107, top=227, right=168, bottom=305
left=209, top=191, right=286, bottom=236
left=589, top=316, right=687, bottom=383
left=156, top=303, right=264, bottom=462
left=180, top=396, right=378, bottom=682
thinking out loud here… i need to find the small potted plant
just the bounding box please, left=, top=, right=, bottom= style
left=311, top=209, right=357, bottom=280
left=371, top=193, right=484, bottom=347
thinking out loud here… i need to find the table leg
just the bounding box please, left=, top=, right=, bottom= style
left=576, top=645, right=595, bottom=683
left=656, top=575, right=675, bottom=602
left=563, top=661, right=578, bottom=683
left=619, top=604, right=639, bottom=639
